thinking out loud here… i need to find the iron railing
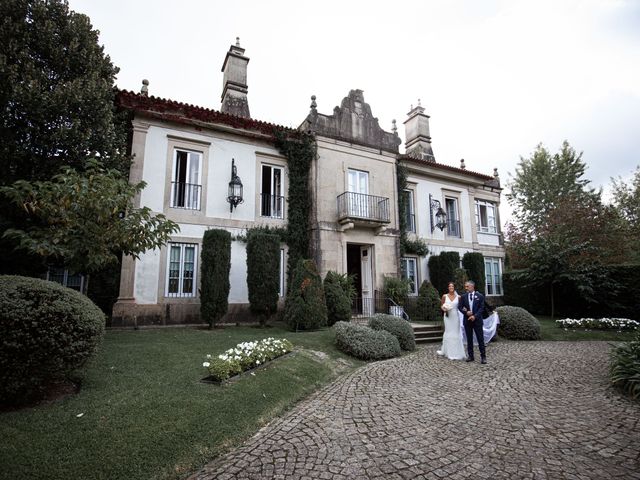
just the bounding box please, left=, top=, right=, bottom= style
left=171, top=182, right=202, bottom=210
left=337, top=192, right=390, bottom=223
left=446, top=219, right=461, bottom=238
left=260, top=193, right=285, bottom=219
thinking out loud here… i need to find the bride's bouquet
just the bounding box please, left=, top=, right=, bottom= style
left=442, top=303, right=453, bottom=312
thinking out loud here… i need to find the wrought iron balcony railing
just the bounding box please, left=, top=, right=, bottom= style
left=260, top=193, right=285, bottom=219
left=171, top=182, right=202, bottom=210
left=337, top=192, right=390, bottom=224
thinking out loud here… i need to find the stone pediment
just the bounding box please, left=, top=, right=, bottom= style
left=300, top=89, right=401, bottom=153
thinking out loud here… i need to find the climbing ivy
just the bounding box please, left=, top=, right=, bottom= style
left=274, top=130, right=316, bottom=289
left=397, top=162, right=429, bottom=257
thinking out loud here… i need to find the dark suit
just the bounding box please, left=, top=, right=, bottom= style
left=458, top=291, right=486, bottom=360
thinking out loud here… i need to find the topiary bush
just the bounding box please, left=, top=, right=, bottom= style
left=368, top=314, right=416, bottom=351
left=427, top=254, right=444, bottom=295
left=246, top=232, right=280, bottom=326
left=414, top=281, right=442, bottom=323
left=453, top=268, right=468, bottom=294
left=610, top=332, right=640, bottom=400
left=0, top=275, right=105, bottom=405
left=462, top=252, right=486, bottom=294
left=201, top=229, right=231, bottom=327
left=496, top=305, right=541, bottom=340
left=324, top=271, right=353, bottom=326
left=334, top=321, right=401, bottom=360
left=284, top=259, right=328, bottom=331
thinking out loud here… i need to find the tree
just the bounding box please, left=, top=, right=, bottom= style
left=507, top=141, right=598, bottom=232
left=610, top=166, right=640, bottom=262
left=323, top=271, right=353, bottom=326
left=0, top=0, right=133, bottom=275
left=201, top=229, right=231, bottom=328
left=246, top=232, right=280, bottom=326
left=1, top=161, right=179, bottom=274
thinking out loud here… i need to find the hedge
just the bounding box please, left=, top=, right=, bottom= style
left=415, top=281, right=441, bottom=323
left=462, top=252, right=485, bottom=294
left=0, top=276, right=105, bottom=405
left=334, top=321, right=401, bottom=360
left=368, top=314, right=416, bottom=351
left=201, top=229, right=231, bottom=327
left=496, top=305, right=541, bottom=340
left=284, top=259, right=327, bottom=331
left=247, top=232, right=280, bottom=326
left=324, top=271, right=353, bottom=326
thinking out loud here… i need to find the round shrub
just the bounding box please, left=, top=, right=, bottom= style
left=368, top=314, right=416, bottom=351
left=334, top=321, right=401, bottom=360
left=324, top=271, right=353, bottom=326
left=415, top=281, right=441, bottom=323
left=284, top=259, right=328, bottom=331
left=0, top=275, right=105, bottom=405
left=610, top=331, right=640, bottom=399
left=496, top=305, right=541, bottom=340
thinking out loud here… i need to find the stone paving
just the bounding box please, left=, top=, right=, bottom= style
left=189, top=342, right=640, bottom=480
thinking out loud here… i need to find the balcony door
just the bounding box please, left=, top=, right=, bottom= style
left=171, top=149, right=202, bottom=210
left=347, top=169, right=369, bottom=217
left=261, top=164, right=284, bottom=218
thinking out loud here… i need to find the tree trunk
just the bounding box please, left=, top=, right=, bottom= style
left=550, top=283, right=555, bottom=320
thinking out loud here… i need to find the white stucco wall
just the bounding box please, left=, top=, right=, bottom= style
left=134, top=248, right=161, bottom=304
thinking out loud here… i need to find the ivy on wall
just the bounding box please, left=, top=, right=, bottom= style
left=273, top=130, right=317, bottom=289
left=397, top=162, right=429, bottom=257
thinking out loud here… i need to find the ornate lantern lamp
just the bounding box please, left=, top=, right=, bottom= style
left=227, top=158, right=244, bottom=212
left=429, top=194, right=447, bottom=232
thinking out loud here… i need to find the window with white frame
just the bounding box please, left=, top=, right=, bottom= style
left=261, top=164, right=284, bottom=219
left=171, top=149, right=202, bottom=210
left=445, top=197, right=460, bottom=237
left=401, top=257, right=419, bottom=296
left=484, top=257, right=503, bottom=295
left=46, top=267, right=86, bottom=293
left=475, top=200, right=497, bottom=233
left=166, top=243, right=197, bottom=297
left=403, top=190, right=416, bottom=232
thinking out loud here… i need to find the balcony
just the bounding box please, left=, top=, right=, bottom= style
left=337, top=192, right=390, bottom=227
left=446, top=219, right=461, bottom=238
left=171, top=182, right=201, bottom=210
left=260, top=193, right=285, bottom=219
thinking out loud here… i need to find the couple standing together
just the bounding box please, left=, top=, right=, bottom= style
left=437, top=280, right=487, bottom=364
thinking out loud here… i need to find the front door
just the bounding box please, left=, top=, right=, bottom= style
left=360, top=246, right=373, bottom=316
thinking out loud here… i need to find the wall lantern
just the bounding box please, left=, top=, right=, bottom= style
left=429, top=194, right=447, bottom=232
left=227, top=158, right=244, bottom=212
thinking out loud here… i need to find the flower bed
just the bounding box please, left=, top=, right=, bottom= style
left=556, top=318, right=640, bottom=331
left=202, top=337, right=294, bottom=382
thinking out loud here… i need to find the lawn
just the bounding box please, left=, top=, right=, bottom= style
left=0, top=325, right=363, bottom=480
left=537, top=315, right=638, bottom=341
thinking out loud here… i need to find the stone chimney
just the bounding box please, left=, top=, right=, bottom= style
left=220, top=37, right=250, bottom=118
left=403, top=101, right=434, bottom=161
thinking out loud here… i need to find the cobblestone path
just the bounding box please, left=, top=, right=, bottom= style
left=189, top=342, right=640, bottom=480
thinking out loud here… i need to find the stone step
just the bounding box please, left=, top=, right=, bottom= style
left=416, top=336, right=443, bottom=344
left=414, top=330, right=443, bottom=338
left=412, top=325, right=443, bottom=333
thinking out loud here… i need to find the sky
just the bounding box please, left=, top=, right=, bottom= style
left=68, top=0, right=640, bottom=222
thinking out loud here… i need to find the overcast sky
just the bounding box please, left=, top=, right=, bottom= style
left=68, top=0, right=640, bottom=221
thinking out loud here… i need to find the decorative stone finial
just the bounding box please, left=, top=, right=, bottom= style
left=310, top=95, right=317, bottom=111
left=392, top=119, right=397, bottom=135
left=460, top=158, right=466, bottom=170
left=418, top=98, right=422, bottom=107
left=236, top=37, right=240, bottom=47
left=140, top=79, right=149, bottom=96
left=493, top=167, right=499, bottom=179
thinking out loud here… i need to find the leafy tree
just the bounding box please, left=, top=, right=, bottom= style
left=0, top=161, right=179, bottom=274
left=201, top=229, right=231, bottom=328
left=507, top=141, right=598, bottom=232
left=246, top=232, right=280, bottom=326
left=610, top=166, right=640, bottom=262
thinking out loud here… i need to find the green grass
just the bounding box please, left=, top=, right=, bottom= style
left=0, top=325, right=363, bottom=480
left=537, top=316, right=638, bottom=341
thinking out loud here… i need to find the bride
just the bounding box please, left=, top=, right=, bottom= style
left=436, top=282, right=467, bottom=360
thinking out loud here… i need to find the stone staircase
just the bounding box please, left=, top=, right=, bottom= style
left=412, top=323, right=444, bottom=344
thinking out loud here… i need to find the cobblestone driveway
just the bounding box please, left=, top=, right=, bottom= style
left=190, top=342, right=640, bottom=480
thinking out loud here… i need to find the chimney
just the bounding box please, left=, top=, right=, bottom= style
left=403, top=100, right=434, bottom=161
left=220, top=37, right=250, bottom=118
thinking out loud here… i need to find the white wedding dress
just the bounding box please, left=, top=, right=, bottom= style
left=436, top=293, right=467, bottom=360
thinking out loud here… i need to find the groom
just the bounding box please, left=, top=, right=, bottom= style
left=458, top=280, right=487, bottom=364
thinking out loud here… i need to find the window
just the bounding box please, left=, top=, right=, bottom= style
left=261, top=164, right=284, bottom=218
left=484, top=257, right=503, bottom=295
left=401, top=257, right=418, bottom=296
left=403, top=190, right=415, bottom=232
left=347, top=169, right=369, bottom=217
left=46, top=267, right=85, bottom=293
left=171, top=149, right=202, bottom=210
left=445, top=197, right=460, bottom=237
left=475, top=200, right=497, bottom=233
left=166, top=243, right=197, bottom=297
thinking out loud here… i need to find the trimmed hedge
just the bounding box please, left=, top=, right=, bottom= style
left=496, top=305, right=541, bottom=340
left=201, top=229, right=231, bottom=327
left=247, top=232, right=280, bottom=326
left=0, top=276, right=105, bottom=405
left=284, top=259, right=328, bottom=331
left=415, top=281, right=441, bottom=323
left=610, top=332, right=640, bottom=400
left=324, top=271, right=353, bottom=326
left=428, top=251, right=461, bottom=295
left=334, top=321, right=401, bottom=360
left=462, top=252, right=485, bottom=294
left=368, top=314, right=416, bottom=351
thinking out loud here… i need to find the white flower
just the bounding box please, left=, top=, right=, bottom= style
left=203, top=362, right=210, bottom=367
left=206, top=354, right=212, bottom=359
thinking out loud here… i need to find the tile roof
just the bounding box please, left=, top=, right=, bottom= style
left=398, top=154, right=496, bottom=182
